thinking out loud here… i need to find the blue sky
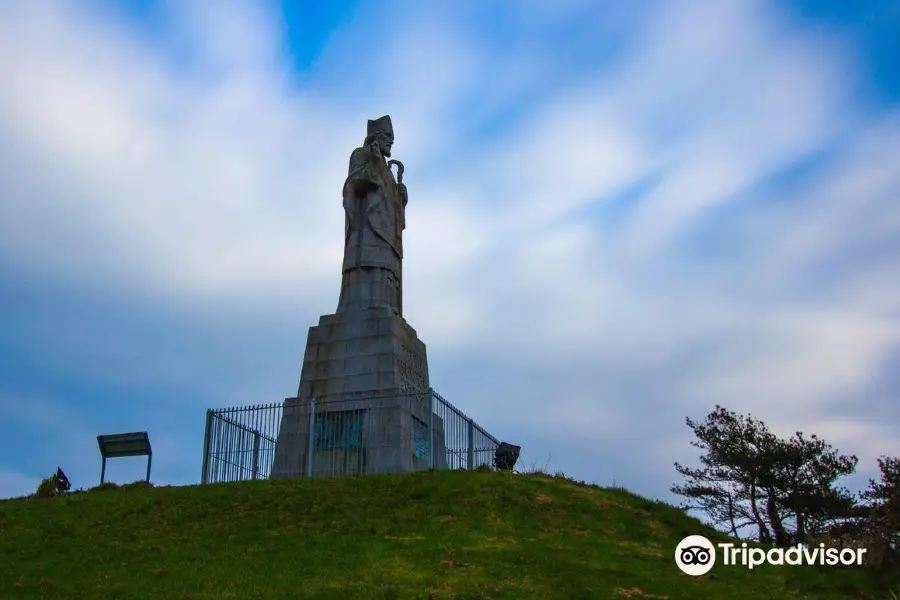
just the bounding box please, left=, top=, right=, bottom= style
left=1, top=0, right=899, bottom=502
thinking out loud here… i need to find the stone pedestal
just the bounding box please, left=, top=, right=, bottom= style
left=271, top=307, right=446, bottom=478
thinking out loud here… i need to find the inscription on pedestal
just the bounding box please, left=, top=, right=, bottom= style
left=398, top=343, right=428, bottom=392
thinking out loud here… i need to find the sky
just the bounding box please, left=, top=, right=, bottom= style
left=1, top=0, right=899, bottom=505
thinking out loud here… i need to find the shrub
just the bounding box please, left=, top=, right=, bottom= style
left=33, top=476, right=59, bottom=500
left=87, top=480, right=154, bottom=493
left=121, top=481, right=154, bottom=490
left=88, top=482, right=120, bottom=493
left=33, top=468, right=71, bottom=500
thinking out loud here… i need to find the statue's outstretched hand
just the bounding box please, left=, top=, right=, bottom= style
left=398, top=183, right=408, bottom=206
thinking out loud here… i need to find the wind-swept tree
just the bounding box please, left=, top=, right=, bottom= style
left=672, top=406, right=857, bottom=546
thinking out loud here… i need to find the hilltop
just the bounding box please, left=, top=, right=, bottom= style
left=0, top=469, right=891, bottom=599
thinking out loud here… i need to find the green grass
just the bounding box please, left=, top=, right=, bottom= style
left=0, top=470, right=894, bottom=599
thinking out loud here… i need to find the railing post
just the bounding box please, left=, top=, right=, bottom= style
left=200, top=410, right=213, bottom=484
left=467, top=418, right=475, bottom=470
left=427, top=391, right=434, bottom=469
left=251, top=430, right=261, bottom=480
left=306, top=398, right=317, bottom=477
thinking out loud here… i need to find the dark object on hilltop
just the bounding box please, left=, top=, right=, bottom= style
left=55, top=467, right=71, bottom=493
left=494, top=442, right=521, bottom=471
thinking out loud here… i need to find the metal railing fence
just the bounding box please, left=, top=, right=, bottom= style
left=201, top=389, right=499, bottom=484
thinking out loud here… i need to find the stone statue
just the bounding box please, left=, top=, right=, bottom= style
left=271, top=114, right=442, bottom=478
left=336, top=115, right=408, bottom=316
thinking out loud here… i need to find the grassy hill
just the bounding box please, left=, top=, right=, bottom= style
left=0, top=469, right=894, bottom=599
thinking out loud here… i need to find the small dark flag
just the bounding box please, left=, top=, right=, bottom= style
left=55, top=467, right=71, bottom=492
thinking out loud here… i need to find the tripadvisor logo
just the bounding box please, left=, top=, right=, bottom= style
left=675, top=535, right=717, bottom=575
left=675, top=535, right=867, bottom=576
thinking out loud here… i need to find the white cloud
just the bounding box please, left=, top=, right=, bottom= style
left=0, top=0, right=352, bottom=306
left=688, top=310, right=900, bottom=413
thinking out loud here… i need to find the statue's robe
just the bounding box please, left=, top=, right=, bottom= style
left=336, top=145, right=405, bottom=315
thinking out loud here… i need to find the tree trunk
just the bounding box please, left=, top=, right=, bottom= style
left=795, top=511, right=806, bottom=544
left=766, top=485, right=790, bottom=546
left=727, top=493, right=738, bottom=538
left=750, top=483, right=773, bottom=544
